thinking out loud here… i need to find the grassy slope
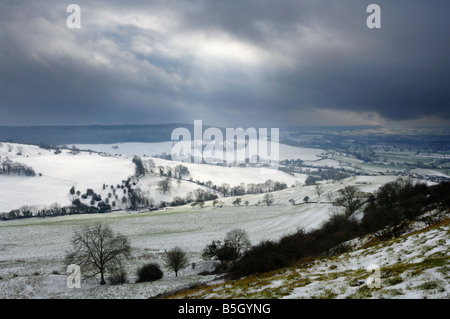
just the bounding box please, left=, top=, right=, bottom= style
left=164, top=218, right=450, bottom=299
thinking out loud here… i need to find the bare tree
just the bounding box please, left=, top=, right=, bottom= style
left=66, top=223, right=131, bottom=285
left=315, top=184, right=324, bottom=198
left=333, top=185, right=367, bottom=216
left=224, top=228, right=251, bottom=258
left=220, top=183, right=231, bottom=197
left=325, top=192, right=335, bottom=203
left=145, top=159, right=155, bottom=173
left=202, top=229, right=251, bottom=264
left=164, top=247, right=189, bottom=277
left=232, top=198, right=242, bottom=206
left=157, top=178, right=172, bottom=194
left=263, top=193, right=274, bottom=206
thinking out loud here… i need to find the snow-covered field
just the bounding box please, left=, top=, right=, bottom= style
left=0, top=173, right=401, bottom=299
left=74, top=142, right=326, bottom=162
left=149, top=157, right=308, bottom=188
left=0, top=194, right=331, bottom=298
left=0, top=143, right=135, bottom=212
left=0, top=141, right=447, bottom=299
left=0, top=142, right=316, bottom=213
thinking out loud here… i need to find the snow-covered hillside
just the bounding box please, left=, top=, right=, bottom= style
left=74, top=142, right=326, bottom=162
left=1, top=200, right=447, bottom=299
left=0, top=186, right=336, bottom=298
left=166, top=216, right=450, bottom=299
left=0, top=143, right=134, bottom=212
left=0, top=141, right=447, bottom=300
left=0, top=142, right=313, bottom=213
left=0, top=173, right=419, bottom=298
left=149, top=157, right=308, bottom=188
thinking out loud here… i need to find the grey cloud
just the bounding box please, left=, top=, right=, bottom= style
left=0, top=0, right=448, bottom=127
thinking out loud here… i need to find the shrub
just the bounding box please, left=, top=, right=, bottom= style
left=230, top=214, right=360, bottom=279
left=108, top=269, right=128, bottom=285
left=136, top=263, right=163, bottom=283
left=229, top=241, right=288, bottom=278
left=202, top=240, right=239, bottom=264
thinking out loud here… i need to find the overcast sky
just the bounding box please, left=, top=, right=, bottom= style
left=0, top=0, right=448, bottom=128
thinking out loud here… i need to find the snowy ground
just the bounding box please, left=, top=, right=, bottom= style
left=0, top=142, right=447, bottom=299
left=0, top=142, right=315, bottom=213
left=0, top=175, right=403, bottom=299
left=167, top=217, right=450, bottom=299
left=0, top=143, right=134, bottom=212
left=0, top=198, right=332, bottom=298
left=148, top=157, right=308, bottom=188
left=74, top=142, right=326, bottom=162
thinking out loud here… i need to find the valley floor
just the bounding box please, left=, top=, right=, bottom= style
left=0, top=142, right=448, bottom=299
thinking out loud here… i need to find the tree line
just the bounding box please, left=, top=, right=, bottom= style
left=0, top=158, right=36, bottom=176
left=0, top=201, right=112, bottom=220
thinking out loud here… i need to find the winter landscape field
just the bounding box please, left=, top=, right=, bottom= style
left=0, top=138, right=449, bottom=299
left=1, top=1, right=449, bottom=304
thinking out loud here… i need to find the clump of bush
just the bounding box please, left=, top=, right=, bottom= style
left=229, top=215, right=358, bottom=279
left=229, top=179, right=450, bottom=279
left=136, top=263, right=163, bottom=283
left=108, top=269, right=129, bottom=285
left=202, top=229, right=252, bottom=273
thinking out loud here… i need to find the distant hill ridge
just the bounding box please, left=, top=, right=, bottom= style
left=0, top=124, right=193, bottom=145
left=0, top=124, right=382, bottom=145
left=2, top=124, right=448, bottom=150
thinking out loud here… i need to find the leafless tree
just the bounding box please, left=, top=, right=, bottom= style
left=157, top=178, right=172, bottom=194
left=224, top=228, right=251, bottom=257
left=164, top=247, right=189, bottom=277
left=333, top=186, right=367, bottom=216
left=315, top=184, right=324, bottom=198
left=263, top=193, right=274, bottom=206
left=66, top=223, right=131, bottom=285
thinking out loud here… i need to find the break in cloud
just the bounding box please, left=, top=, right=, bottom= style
left=0, top=0, right=449, bottom=127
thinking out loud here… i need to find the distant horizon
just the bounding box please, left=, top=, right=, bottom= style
left=1, top=122, right=450, bottom=134
left=0, top=123, right=384, bottom=129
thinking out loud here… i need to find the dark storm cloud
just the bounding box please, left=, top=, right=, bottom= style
left=0, top=0, right=448, bottom=127
left=186, top=0, right=450, bottom=122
